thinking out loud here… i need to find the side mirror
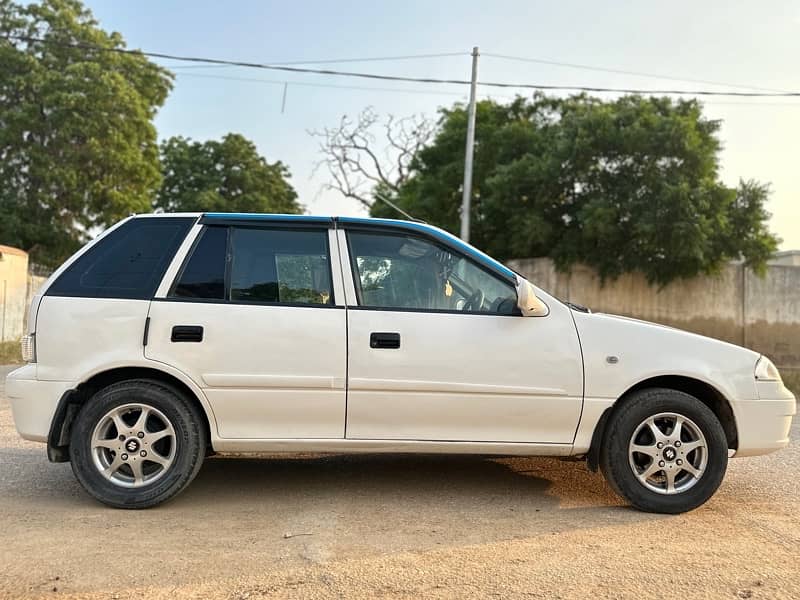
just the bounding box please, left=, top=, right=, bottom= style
left=515, top=276, right=549, bottom=317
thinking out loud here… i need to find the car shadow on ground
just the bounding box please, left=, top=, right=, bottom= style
left=0, top=447, right=675, bottom=593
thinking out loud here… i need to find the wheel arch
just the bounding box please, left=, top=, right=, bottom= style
left=586, top=374, right=738, bottom=472
left=47, top=365, right=215, bottom=463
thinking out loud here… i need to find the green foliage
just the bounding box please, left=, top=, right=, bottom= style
left=0, top=0, right=172, bottom=267
left=155, top=134, right=302, bottom=215
left=372, top=95, right=779, bottom=285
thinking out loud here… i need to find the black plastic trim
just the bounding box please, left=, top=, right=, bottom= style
left=171, top=325, right=204, bottom=342
left=348, top=305, right=521, bottom=317
left=47, top=390, right=79, bottom=463
left=142, top=316, right=151, bottom=347
left=586, top=407, right=613, bottom=472
left=152, top=297, right=344, bottom=309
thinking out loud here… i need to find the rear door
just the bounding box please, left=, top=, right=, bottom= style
left=145, top=218, right=347, bottom=439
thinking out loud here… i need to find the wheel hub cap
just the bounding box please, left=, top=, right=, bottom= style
left=628, top=412, right=709, bottom=495
left=90, top=403, right=177, bottom=489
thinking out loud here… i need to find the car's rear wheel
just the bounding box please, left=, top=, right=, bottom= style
left=600, top=388, right=728, bottom=514
left=69, top=379, right=206, bottom=509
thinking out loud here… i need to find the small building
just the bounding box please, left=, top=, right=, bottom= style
left=0, top=245, right=30, bottom=342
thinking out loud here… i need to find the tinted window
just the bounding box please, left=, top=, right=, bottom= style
left=229, top=228, right=332, bottom=305
left=171, top=226, right=227, bottom=300
left=47, top=217, right=194, bottom=300
left=348, top=231, right=517, bottom=314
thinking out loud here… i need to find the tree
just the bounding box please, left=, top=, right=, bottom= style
left=310, top=107, right=434, bottom=217
left=155, top=134, right=301, bottom=214
left=365, top=95, right=779, bottom=285
left=0, top=0, right=172, bottom=266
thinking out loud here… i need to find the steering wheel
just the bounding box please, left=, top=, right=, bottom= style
left=463, top=288, right=485, bottom=312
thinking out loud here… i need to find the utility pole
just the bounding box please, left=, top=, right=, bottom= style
left=460, top=46, right=479, bottom=242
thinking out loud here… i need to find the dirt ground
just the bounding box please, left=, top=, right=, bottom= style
left=0, top=365, right=798, bottom=600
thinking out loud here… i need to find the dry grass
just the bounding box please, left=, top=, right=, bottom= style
left=0, top=340, right=21, bottom=365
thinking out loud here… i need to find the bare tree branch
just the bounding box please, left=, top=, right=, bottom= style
left=309, top=107, right=434, bottom=211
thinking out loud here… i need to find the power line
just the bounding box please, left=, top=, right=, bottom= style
left=482, top=52, right=787, bottom=94
left=176, top=72, right=474, bottom=97
left=166, top=51, right=466, bottom=69
left=5, top=34, right=800, bottom=98
left=177, top=73, right=799, bottom=106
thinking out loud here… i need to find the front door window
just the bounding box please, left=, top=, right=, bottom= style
left=347, top=231, right=517, bottom=314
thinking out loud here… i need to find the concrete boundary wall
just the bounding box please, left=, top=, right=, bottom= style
left=0, top=245, right=48, bottom=343
left=508, top=258, right=800, bottom=372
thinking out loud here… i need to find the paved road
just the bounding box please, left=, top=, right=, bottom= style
left=0, top=365, right=798, bottom=599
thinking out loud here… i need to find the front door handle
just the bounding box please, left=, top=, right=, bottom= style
left=370, top=332, right=400, bottom=349
left=171, top=325, right=204, bottom=343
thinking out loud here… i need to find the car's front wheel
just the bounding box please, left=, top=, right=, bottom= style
left=69, top=379, right=206, bottom=509
left=600, top=388, right=728, bottom=514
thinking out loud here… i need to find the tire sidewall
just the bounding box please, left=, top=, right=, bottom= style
left=601, top=388, right=728, bottom=514
left=69, top=380, right=205, bottom=509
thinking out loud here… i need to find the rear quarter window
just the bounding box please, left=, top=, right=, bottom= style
left=47, top=217, right=195, bottom=300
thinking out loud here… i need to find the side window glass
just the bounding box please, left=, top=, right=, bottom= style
left=47, top=217, right=194, bottom=300
left=230, top=228, right=332, bottom=305
left=347, top=231, right=517, bottom=314
left=171, top=226, right=227, bottom=300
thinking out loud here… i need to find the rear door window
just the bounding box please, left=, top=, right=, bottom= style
left=47, top=217, right=194, bottom=300
left=229, top=228, right=333, bottom=305
left=170, top=226, right=334, bottom=305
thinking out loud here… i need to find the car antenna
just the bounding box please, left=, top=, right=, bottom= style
left=373, top=192, right=427, bottom=224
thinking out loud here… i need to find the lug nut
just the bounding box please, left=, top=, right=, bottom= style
left=676, top=459, right=683, bottom=466
left=140, top=450, right=147, bottom=457
left=658, top=460, right=665, bottom=467
left=118, top=435, right=125, bottom=441
left=674, top=441, right=681, bottom=448
left=137, top=432, right=145, bottom=439
left=657, top=442, right=664, bottom=449
left=121, top=453, right=128, bottom=461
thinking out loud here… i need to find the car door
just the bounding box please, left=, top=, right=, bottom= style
left=145, top=219, right=347, bottom=439
left=340, top=225, right=584, bottom=444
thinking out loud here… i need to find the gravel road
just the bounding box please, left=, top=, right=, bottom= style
left=1, top=365, right=798, bottom=599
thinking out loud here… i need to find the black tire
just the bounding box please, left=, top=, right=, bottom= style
left=69, top=379, right=207, bottom=509
left=600, top=388, right=728, bottom=514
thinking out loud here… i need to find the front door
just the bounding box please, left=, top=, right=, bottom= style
left=341, top=227, right=583, bottom=443
left=146, top=222, right=347, bottom=439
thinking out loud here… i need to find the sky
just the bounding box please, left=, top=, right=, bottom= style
left=84, top=0, right=800, bottom=249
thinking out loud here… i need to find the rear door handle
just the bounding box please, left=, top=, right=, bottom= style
left=370, top=332, right=400, bottom=349
left=171, top=325, right=204, bottom=343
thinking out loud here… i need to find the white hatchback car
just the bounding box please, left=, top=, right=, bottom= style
left=6, top=213, right=795, bottom=512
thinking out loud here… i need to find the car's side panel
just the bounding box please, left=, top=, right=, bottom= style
left=36, top=296, right=151, bottom=383
left=573, top=312, right=760, bottom=404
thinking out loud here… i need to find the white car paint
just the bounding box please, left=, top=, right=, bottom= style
left=4, top=213, right=796, bottom=465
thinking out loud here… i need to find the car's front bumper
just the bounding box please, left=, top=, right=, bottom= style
left=732, top=380, right=796, bottom=457
left=5, top=365, right=73, bottom=443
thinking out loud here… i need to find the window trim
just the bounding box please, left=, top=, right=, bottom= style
left=168, top=224, right=338, bottom=308
left=344, top=228, right=521, bottom=317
